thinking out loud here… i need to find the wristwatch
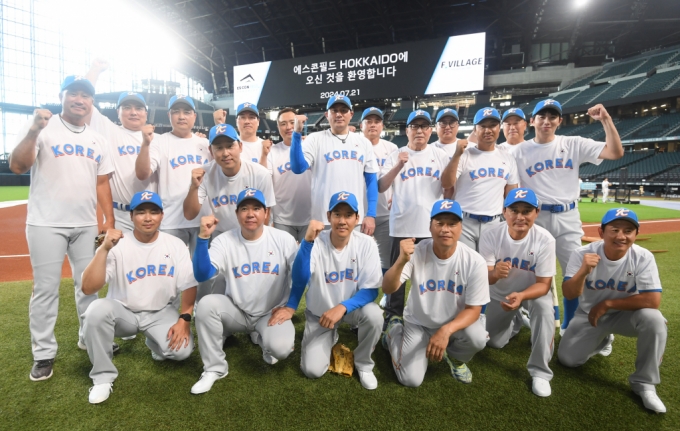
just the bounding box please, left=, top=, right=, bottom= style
left=179, top=313, right=192, bottom=322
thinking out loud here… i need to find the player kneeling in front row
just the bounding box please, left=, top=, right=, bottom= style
left=382, top=200, right=489, bottom=387
left=558, top=208, right=667, bottom=413
left=270, top=191, right=383, bottom=390
left=81, top=191, right=197, bottom=404
left=191, top=188, right=298, bottom=394
left=479, top=188, right=556, bottom=397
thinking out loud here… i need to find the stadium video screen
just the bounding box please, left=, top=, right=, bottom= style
left=233, top=32, right=486, bottom=109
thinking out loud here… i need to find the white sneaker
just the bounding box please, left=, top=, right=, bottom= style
left=191, top=371, right=227, bottom=394
left=599, top=335, right=614, bottom=357
left=532, top=377, right=552, bottom=397
left=478, top=313, right=487, bottom=330
left=121, top=335, right=136, bottom=341
left=250, top=331, right=260, bottom=345
left=635, top=390, right=666, bottom=413
left=88, top=383, right=113, bottom=404
left=520, top=308, right=531, bottom=328
left=559, top=327, right=565, bottom=337
left=151, top=350, right=166, bottom=361
left=358, top=370, right=378, bottom=390
left=379, top=294, right=387, bottom=308
left=262, top=349, right=279, bottom=365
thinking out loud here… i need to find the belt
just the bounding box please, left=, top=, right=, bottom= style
left=464, top=212, right=501, bottom=223
left=113, top=202, right=131, bottom=211
left=541, top=202, right=576, bottom=213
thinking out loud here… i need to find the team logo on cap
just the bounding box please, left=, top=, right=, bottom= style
left=243, top=102, right=252, bottom=107
left=336, top=95, right=344, bottom=99
left=176, top=94, right=186, bottom=99
left=439, top=201, right=453, bottom=210
left=128, top=92, right=137, bottom=96
left=514, top=189, right=528, bottom=199
left=74, top=75, right=86, bottom=81
left=215, top=124, right=226, bottom=134
left=483, top=109, right=494, bottom=116
left=544, top=99, right=556, bottom=105
left=141, top=192, right=153, bottom=201
left=615, top=209, right=630, bottom=217
left=337, top=192, right=350, bottom=201
left=508, top=108, right=517, bottom=113
left=244, top=189, right=257, bottom=197
left=416, top=110, right=426, bottom=116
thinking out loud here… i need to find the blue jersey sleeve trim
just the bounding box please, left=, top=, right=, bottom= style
left=639, top=289, right=663, bottom=293
left=290, top=131, right=309, bottom=174
left=364, top=172, right=378, bottom=218
left=341, top=288, right=379, bottom=314
left=193, top=237, right=217, bottom=282
left=286, top=239, right=313, bottom=309
left=562, top=276, right=572, bottom=282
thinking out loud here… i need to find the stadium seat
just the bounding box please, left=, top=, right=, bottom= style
left=389, top=108, right=412, bottom=123
left=614, top=116, right=659, bottom=139
left=598, top=59, right=647, bottom=80
left=304, top=112, right=325, bottom=126
left=595, top=77, right=645, bottom=102
left=562, top=71, right=604, bottom=90
left=562, top=85, right=610, bottom=108
left=349, top=111, right=362, bottom=125
left=579, top=150, right=655, bottom=180
left=637, top=51, right=679, bottom=73
left=391, top=135, right=409, bottom=148
left=626, top=70, right=680, bottom=98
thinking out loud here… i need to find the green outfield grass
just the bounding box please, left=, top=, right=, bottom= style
left=0, top=186, right=29, bottom=202
left=0, top=232, right=678, bottom=430
left=578, top=200, right=680, bottom=223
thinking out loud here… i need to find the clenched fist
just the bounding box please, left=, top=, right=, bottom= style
left=261, top=139, right=273, bottom=156
left=580, top=253, right=601, bottom=274
left=102, top=229, right=123, bottom=251
left=32, top=109, right=53, bottom=131
left=398, top=238, right=416, bottom=264
left=199, top=215, right=220, bottom=239
left=453, top=139, right=468, bottom=157
left=141, top=124, right=155, bottom=145
left=90, top=58, right=110, bottom=73
left=397, top=151, right=409, bottom=166
left=305, top=220, right=325, bottom=242
left=494, top=261, right=511, bottom=279
left=294, top=115, right=308, bottom=133
left=213, top=109, right=227, bottom=125
left=190, top=167, right=205, bottom=189
left=588, top=104, right=611, bottom=122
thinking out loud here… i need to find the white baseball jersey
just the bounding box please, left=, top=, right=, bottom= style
left=208, top=226, right=298, bottom=317
left=105, top=232, right=197, bottom=312
left=381, top=145, right=449, bottom=238
left=430, top=139, right=458, bottom=159
left=148, top=132, right=212, bottom=230
left=198, top=160, right=276, bottom=233
left=240, top=137, right=263, bottom=164
left=498, top=142, right=519, bottom=155
left=21, top=116, right=114, bottom=227
left=371, top=139, right=399, bottom=217
left=564, top=241, right=662, bottom=314
left=400, top=239, right=489, bottom=329
left=301, top=130, right=378, bottom=224
left=513, top=136, right=606, bottom=205
left=602, top=180, right=610, bottom=191
left=454, top=145, right=519, bottom=216
left=305, top=230, right=383, bottom=317
left=89, top=108, right=158, bottom=205
left=267, top=142, right=312, bottom=226
left=479, top=223, right=556, bottom=302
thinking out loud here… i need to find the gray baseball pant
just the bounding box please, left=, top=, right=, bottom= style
left=373, top=216, right=391, bottom=270
left=26, top=224, right=98, bottom=361
left=274, top=223, right=308, bottom=243
left=386, top=318, right=488, bottom=387
left=459, top=216, right=503, bottom=252
left=82, top=298, right=193, bottom=384
left=300, top=302, right=383, bottom=378
left=486, top=293, right=555, bottom=380
left=195, top=294, right=295, bottom=375
left=558, top=307, right=667, bottom=392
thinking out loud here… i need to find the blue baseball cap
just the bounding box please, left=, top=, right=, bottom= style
left=326, top=94, right=352, bottom=110
left=130, top=190, right=163, bottom=211
left=168, top=95, right=195, bottom=111
left=436, top=108, right=459, bottom=122
left=504, top=188, right=539, bottom=208
left=601, top=208, right=639, bottom=228
left=430, top=199, right=463, bottom=220
left=407, top=110, right=432, bottom=126
left=328, top=191, right=359, bottom=213
left=60, top=75, right=95, bottom=95
left=117, top=92, right=147, bottom=109
left=209, top=124, right=239, bottom=145
left=502, top=107, right=526, bottom=122
left=361, top=107, right=384, bottom=121
left=236, top=188, right=267, bottom=208
left=532, top=99, right=562, bottom=117
left=473, top=107, right=502, bottom=125
left=236, top=102, right=259, bottom=116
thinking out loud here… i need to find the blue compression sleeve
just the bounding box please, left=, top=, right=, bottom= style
left=286, top=239, right=313, bottom=309
left=192, top=237, right=217, bottom=282
left=290, top=131, right=309, bottom=174
left=341, top=288, right=379, bottom=314
left=364, top=172, right=378, bottom=218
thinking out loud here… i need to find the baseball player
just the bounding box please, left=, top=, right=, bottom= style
left=267, top=108, right=312, bottom=242
left=513, top=99, right=624, bottom=331
left=135, top=95, right=212, bottom=253
left=441, top=107, right=519, bottom=251
left=430, top=108, right=464, bottom=158
left=499, top=108, right=528, bottom=153
left=290, top=95, right=378, bottom=235
left=360, top=107, right=398, bottom=272
left=558, top=208, right=667, bottom=413
left=190, top=188, right=298, bottom=394
left=85, top=59, right=158, bottom=231
left=10, top=76, right=115, bottom=381
left=602, top=178, right=612, bottom=203
left=479, top=188, right=556, bottom=397
left=214, top=103, right=271, bottom=166
left=271, top=191, right=383, bottom=390
left=378, top=110, right=450, bottom=324
left=382, top=199, right=489, bottom=387
left=80, top=191, right=197, bottom=404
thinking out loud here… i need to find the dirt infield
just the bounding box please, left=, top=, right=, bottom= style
left=1, top=204, right=679, bottom=283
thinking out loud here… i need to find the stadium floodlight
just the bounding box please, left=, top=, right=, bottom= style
left=574, top=0, right=589, bottom=8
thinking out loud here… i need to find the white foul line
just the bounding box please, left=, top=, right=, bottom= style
left=0, top=254, right=30, bottom=258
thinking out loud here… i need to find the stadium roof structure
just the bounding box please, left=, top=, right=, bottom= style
left=136, top=0, right=680, bottom=94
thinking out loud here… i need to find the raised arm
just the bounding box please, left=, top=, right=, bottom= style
left=82, top=229, right=122, bottom=295
left=562, top=252, right=600, bottom=300
left=440, top=139, right=467, bottom=191
left=290, top=115, right=310, bottom=174
left=589, top=104, right=624, bottom=160
left=378, top=151, right=408, bottom=193
left=9, top=109, right=52, bottom=174
left=183, top=168, right=205, bottom=221
left=382, top=238, right=415, bottom=294
left=135, top=124, right=155, bottom=180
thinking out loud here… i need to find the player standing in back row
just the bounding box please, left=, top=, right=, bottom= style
left=290, top=95, right=378, bottom=235
left=513, top=99, right=623, bottom=332
left=213, top=103, right=272, bottom=166
left=429, top=108, right=465, bottom=159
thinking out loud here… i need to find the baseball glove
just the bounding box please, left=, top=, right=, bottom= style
left=328, top=343, right=354, bottom=377
left=94, top=233, right=105, bottom=251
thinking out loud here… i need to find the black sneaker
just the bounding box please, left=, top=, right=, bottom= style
left=30, top=359, right=54, bottom=381
left=112, top=343, right=120, bottom=354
